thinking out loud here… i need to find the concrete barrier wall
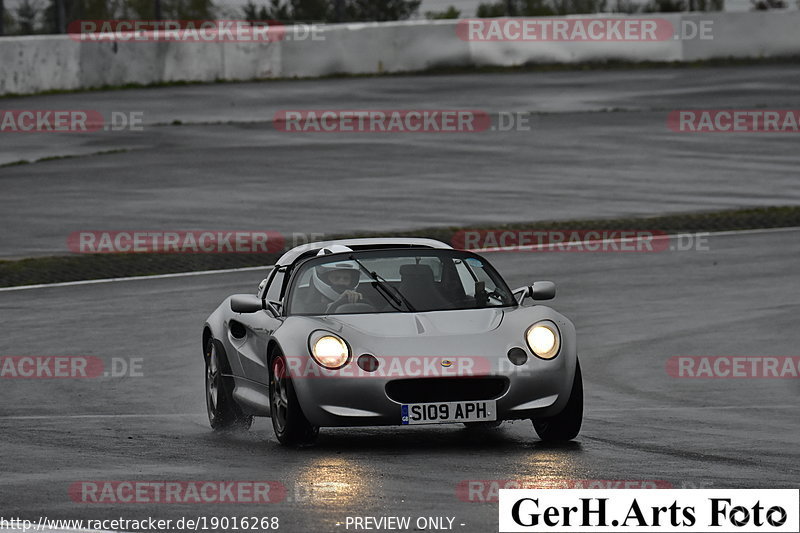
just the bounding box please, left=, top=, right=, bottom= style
left=280, top=21, right=473, bottom=78
left=0, top=35, right=82, bottom=94
left=1, top=12, right=799, bottom=96
left=466, top=14, right=685, bottom=65
left=681, top=12, right=800, bottom=61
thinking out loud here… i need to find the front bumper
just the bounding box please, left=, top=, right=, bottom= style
left=291, top=351, right=576, bottom=427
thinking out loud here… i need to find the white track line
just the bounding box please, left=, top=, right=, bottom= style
left=0, top=413, right=204, bottom=420
left=1, top=226, right=798, bottom=293
left=0, top=265, right=270, bottom=292
left=469, top=226, right=800, bottom=253
left=590, top=405, right=798, bottom=412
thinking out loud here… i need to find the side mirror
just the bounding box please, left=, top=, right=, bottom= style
left=531, top=281, right=556, bottom=300
left=513, top=281, right=556, bottom=304
left=230, top=294, right=264, bottom=313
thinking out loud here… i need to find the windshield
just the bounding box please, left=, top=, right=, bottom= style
left=286, top=248, right=516, bottom=315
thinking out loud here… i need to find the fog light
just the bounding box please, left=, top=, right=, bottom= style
left=507, top=347, right=528, bottom=366
left=357, top=353, right=379, bottom=372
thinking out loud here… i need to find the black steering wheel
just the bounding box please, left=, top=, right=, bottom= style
left=335, top=302, right=377, bottom=313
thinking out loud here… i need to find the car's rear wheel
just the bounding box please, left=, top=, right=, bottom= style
left=270, top=353, right=319, bottom=447
left=205, top=337, right=253, bottom=431
left=532, top=361, right=583, bottom=442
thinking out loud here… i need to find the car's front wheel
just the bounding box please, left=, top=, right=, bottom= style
left=532, top=361, right=583, bottom=441
left=270, top=353, right=319, bottom=447
left=205, top=338, right=253, bottom=431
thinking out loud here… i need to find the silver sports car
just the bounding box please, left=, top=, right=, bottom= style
left=202, top=238, right=582, bottom=446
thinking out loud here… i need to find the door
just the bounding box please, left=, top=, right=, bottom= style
left=228, top=267, right=287, bottom=385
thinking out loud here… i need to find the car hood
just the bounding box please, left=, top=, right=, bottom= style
left=276, top=305, right=573, bottom=364
left=312, top=308, right=506, bottom=338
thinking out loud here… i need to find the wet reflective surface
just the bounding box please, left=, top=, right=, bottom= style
left=1, top=231, right=798, bottom=531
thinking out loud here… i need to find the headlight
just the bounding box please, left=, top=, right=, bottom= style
left=525, top=321, right=561, bottom=359
left=309, top=331, right=350, bottom=369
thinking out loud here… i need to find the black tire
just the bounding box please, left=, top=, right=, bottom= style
left=270, top=352, right=319, bottom=447
left=532, top=361, right=583, bottom=441
left=205, top=337, right=253, bottom=431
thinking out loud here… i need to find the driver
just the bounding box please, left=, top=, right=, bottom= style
left=305, top=246, right=364, bottom=313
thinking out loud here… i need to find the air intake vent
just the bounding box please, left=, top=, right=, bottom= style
left=385, top=377, right=508, bottom=403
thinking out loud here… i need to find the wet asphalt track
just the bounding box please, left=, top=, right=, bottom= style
left=1, top=65, right=799, bottom=531
left=2, top=65, right=800, bottom=258
left=0, top=228, right=798, bottom=532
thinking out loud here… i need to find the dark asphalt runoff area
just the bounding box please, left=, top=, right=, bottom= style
left=2, top=65, right=800, bottom=258
left=0, top=228, right=798, bottom=532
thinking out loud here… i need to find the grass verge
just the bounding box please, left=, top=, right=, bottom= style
left=1, top=206, right=798, bottom=288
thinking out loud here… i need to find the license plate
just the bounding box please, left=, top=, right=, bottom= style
left=401, top=400, right=496, bottom=425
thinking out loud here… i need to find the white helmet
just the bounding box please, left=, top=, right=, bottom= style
left=312, top=246, right=360, bottom=301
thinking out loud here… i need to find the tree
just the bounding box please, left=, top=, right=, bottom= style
left=340, top=0, right=420, bottom=21
left=425, top=5, right=460, bottom=18
left=611, top=0, right=643, bottom=13
left=44, top=0, right=125, bottom=32
left=477, top=0, right=629, bottom=14
left=520, top=0, right=558, bottom=14
left=550, top=0, right=606, bottom=14
left=123, top=0, right=212, bottom=19
left=243, top=0, right=270, bottom=19
left=750, top=0, right=783, bottom=8
left=17, top=0, right=43, bottom=32
left=242, top=0, right=420, bottom=22
left=476, top=1, right=506, bottom=16
left=643, top=0, right=722, bottom=10
left=242, top=0, right=327, bottom=21
left=292, top=0, right=330, bottom=19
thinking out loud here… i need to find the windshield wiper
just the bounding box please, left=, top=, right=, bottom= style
left=349, top=255, right=417, bottom=312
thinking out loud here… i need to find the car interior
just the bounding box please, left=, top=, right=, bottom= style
left=287, top=253, right=508, bottom=314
